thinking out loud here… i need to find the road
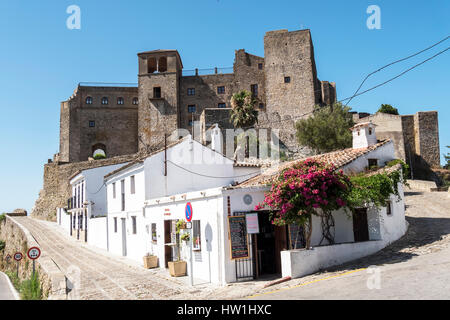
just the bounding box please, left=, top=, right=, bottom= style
left=249, top=190, right=450, bottom=299
left=13, top=216, right=211, bottom=300
left=0, top=272, right=18, bottom=300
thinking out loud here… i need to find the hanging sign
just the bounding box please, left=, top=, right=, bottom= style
left=245, top=213, right=259, bottom=234
left=228, top=216, right=249, bottom=260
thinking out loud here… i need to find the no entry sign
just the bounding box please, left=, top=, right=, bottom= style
left=27, top=247, right=41, bottom=260
left=14, top=252, right=23, bottom=261
left=185, top=202, right=193, bottom=222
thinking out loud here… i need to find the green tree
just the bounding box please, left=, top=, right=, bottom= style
left=229, top=90, right=258, bottom=128
left=444, top=146, right=450, bottom=169
left=295, top=103, right=354, bottom=154
left=378, top=104, right=399, bottom=115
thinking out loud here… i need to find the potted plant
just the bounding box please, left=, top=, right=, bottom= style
left=143, top=252, right=158, bottom=269
left=168, top=220, right=188, bottom=277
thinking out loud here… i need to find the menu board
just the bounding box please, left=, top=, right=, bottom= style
left=228, top=216, right=249, bottom=260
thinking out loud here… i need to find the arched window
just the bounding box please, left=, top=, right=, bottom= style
left=86, top=97, right=93, bottom=104
left=117, top=97, right=124, bottom=105
left=101, top=97, right=108, bottom=105
left=92, top=143, right=107, bottom=159
left=132, top=97, right=139, bottom=105
left=158, top=57, right=167, bottom=72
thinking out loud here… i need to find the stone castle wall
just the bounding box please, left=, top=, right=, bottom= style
left=31, top=154, right=137, bottom=221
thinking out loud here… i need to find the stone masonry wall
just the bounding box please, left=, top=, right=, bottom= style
left=31, top=154, right=137, bottom=221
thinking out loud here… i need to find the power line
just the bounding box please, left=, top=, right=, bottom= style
left=344, top=35, right=449, bottom=105
left=166, top=160, right=261, bottom=179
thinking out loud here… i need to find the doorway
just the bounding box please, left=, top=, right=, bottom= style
left=164, top=220, right=173, bottom=268
left=353, top=208, right=369, bottom=242
left=121, top=218, right=127, bottom=256
left=255, top=211, right=279, bottom=276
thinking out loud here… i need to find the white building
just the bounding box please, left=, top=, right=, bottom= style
left=143, top=122, right=407, bottom=284
left=103, top=135, right=261, bottom=263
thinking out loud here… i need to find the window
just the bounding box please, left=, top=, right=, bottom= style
left=251, top=84, right=258, bottom=96
left=284, top=76, right=291, bottom=83
left=131, top=216, right=137, bottom=234
left=112, top=182, right=116, bottom=199
left=121, top=180, right=125, bottom=211
left=386, top=201, right=393, bottom=216
left=217, top=86, right=225, bottom=94
left=101, top=97, right=109, bottom=105
left=132, top=97, right=139, bottom=105
left=147, top=57, right=157, bottom=73
left=86, top=97, right=93, bottom=104
left=193, top=220, right=201, bottom=250
left=114, top=217, right=117, bottom=233
left=130, top=175, right=135, bottom=194
left=258, top=103, right=264, bottom=109
left=258, top=63, right=263, bottom=70
left=117, top=97, right=124, bottom=105
left=158, top=57, right=167, bottom=72
left=188, top=120, right=193, bottom=126
left=368, top=127, right=373, bottom=135
left=89, top=121, right=95, bottom=128
left=153, top=87, right=161, bottom=99
left=368, top=158, right=378, bottom=168
left=218, top=103, right=226, bottom=108
left=187, top=88, right=195, bottom=96
left=188, top=105, right=196, bottom=113
left=151, top=223, right=157, bottom=243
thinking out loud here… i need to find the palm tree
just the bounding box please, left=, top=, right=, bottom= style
left=229, top=90, right=258, bottom=128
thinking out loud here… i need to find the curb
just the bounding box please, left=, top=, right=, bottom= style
left=1, top=271, right=20, bottom=300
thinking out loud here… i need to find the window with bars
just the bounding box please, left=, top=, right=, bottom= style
left=192, top=220, right=201, bottom=250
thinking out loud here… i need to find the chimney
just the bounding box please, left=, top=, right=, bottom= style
left=211, top=124, right=223, bottom=154
left=351, top=122, right=377, bottom=149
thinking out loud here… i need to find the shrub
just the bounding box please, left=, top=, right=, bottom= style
left=0, top=213, right=5, bottom=223
left=377, top=104, right=399, bottom=115
left=0, top=240, right=5, bottom=251
left=20, top=273, right=42, bottom=300
left=5, top=271, right=20, bottom=291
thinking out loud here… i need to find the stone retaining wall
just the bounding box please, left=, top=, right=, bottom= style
left=0, top=216, right=67, bottom=299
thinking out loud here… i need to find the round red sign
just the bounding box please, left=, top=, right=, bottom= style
left=185, top=202, right=193, bottom=222
left=27, top=247, right=41, bottom=260
left=14, top=252, right=23, bottom=261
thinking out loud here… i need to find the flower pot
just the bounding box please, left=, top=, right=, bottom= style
left=143, top=255, right=158, bottom=269
left=168, top=261, right=187, bottom=277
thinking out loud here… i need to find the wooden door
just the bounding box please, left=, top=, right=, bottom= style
left=164, top=220, right=172, bottom=268
left=274, top=226, right=288, bottom=274
left=353, top=208, right=369, bottom=242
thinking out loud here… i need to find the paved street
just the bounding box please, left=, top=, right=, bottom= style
left=0, top=272, right=18, bottom=300
left=248, top=189, right=450, bottom=299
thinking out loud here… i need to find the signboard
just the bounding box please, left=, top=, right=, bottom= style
left=14, top=252, right=23, bottom=261
left=185, top=222, right=192, bottom=229
left=245, top=213, right=259, bottom=234
left=228, top=216, right=249, bottom=260
left=185, top=202, right=193, bottom=222
left=27, top=247, right=41, bottom=260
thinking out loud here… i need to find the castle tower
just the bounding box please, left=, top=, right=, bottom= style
left=263, top=29, right=335, bottom=154
left=137, top=50, right=183, bottom=150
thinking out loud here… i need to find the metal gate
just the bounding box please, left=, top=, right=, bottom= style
left=235, top=234, right=256, bottom=281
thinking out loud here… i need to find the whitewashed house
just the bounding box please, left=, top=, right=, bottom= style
left=60, top=162, right=129, bottom=249
left=103, top=135, right=261, bottom=264
left=143, top=122, right=407, bottom=285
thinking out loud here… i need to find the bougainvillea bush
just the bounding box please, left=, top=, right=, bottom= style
left=255, top=159, right=351, bottom=226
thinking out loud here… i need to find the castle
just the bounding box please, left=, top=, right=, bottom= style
left=57, top=29, right=336, bottom=163
left=32, top=28, right=440, bottom=221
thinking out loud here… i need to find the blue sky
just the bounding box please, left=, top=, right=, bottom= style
left=0, top=0, right=448, bottom=213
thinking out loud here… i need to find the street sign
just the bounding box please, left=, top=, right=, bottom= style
left=185, top=222, right=192, bottom=229
left=185, top=202, right=193, bottom=222
left=14, top=252, right=23, bottom=261
left=27, top=247, right=41, bottom=260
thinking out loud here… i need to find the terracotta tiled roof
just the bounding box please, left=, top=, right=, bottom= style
left=235, top=140, right=391, bottom=188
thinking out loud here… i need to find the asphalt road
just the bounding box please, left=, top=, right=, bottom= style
left=0, top=272, right=18, bottom=300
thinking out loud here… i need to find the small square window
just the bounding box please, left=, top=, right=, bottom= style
left=218, top=103, right=226, bottom=108
left=89, top=121, right=95, bottom=128
left=284, top=76, right=291, bottom=83
left=259, top=103, right=264, bottom=109
left=153, top=87, right=161, bottom=99
left=368, top=159, right=378, bottom=168
left=188, top=105, right=196, bottom=113
left=217, top=86, right=225, bottom=94
left=187, top=88, right=195, bottom=96
left=258, top=63, right=263, bottom=70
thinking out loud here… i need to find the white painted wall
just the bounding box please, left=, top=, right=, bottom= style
left=87, top=217, right=108, bottom=250
left=352, top=124, right=378, bottom=148
left=342, top=141, right=396, bottom=175
left=57, top=208, right=71, bottom=234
